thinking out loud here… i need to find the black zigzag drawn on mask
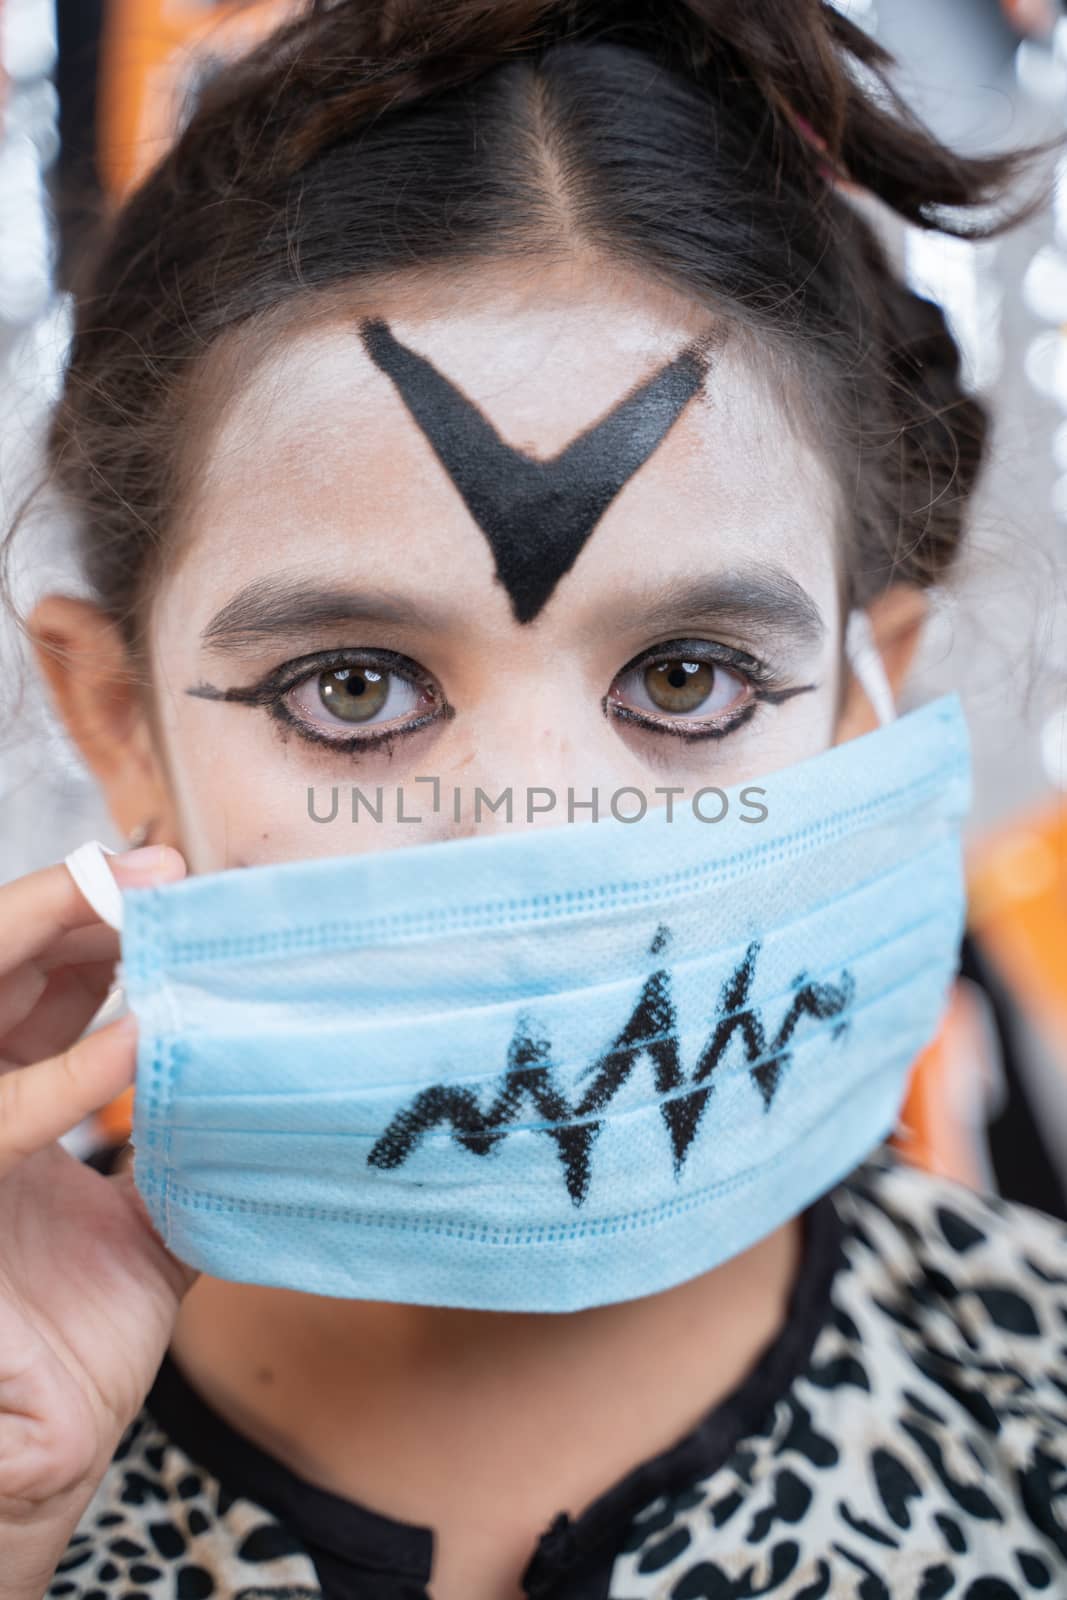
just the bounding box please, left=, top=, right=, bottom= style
left=360, top=318, right=708, bottom=624
left=366, top=933, right=856, bottom=1206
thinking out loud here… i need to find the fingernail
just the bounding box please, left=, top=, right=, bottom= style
left=110, top=845, right=184, bottom=883
left=113, top=845, right=163, bottom=869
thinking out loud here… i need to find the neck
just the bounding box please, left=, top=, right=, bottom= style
left=167, top=1214, right=803, bottom=1524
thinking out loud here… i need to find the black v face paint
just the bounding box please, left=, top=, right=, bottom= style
left=360, top=318, right=712, bottom=624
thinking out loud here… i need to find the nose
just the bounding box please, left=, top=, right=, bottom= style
left=443, top=716, right=635, bottom=840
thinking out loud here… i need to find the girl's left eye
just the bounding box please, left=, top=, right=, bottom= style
left=610, top=651, right=751, bottom=726
left=285, top=660, right=434, bottom=737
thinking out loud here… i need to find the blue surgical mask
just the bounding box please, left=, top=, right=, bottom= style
left=66, top=663, right=971, bottom=1313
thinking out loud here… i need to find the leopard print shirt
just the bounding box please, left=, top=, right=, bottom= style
left=47, top=1148, right=1067, bottom=1600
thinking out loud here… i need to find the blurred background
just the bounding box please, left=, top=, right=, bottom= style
left=1, top=0, right=1066, bottom=1205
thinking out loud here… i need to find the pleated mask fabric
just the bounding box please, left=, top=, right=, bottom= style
left=116, top=692, right=971, bottom=1311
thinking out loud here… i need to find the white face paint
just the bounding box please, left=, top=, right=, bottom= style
left=145, top=252, right=846, bottom=873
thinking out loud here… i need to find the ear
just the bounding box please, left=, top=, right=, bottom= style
left=27, top=595, right=179, bottom=844
left=834, top=583, right=929, bottom=743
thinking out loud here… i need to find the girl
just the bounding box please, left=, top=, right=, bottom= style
left=2, top=3, right=1065, bottom=1597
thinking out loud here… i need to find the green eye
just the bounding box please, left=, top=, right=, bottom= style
left=316, top=666, right=391, bottom=723
left=643, top=660, right=716, bottom=714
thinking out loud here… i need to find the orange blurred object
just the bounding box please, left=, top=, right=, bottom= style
left=967, top=797, right=1067, bottom=1048
left=1001, top=0, right=1058, bottom=37
left=893, top=976, right=1000, bottom=1189
left=98, top=0, right=300, bottom=199
left=894, top=797, right=1067, bottom=1187
left=97, top=1083, right=134, bottom=1145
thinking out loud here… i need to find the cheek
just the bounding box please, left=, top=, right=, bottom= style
left=603, top=692, right=832, bottom=792
left=153, top=691, right=289, bottom=871
left=151, top=693, right=443, bottom=870
left=146, top=639, right=325, bottom=869
left=738, top=673, right=841, bottom=784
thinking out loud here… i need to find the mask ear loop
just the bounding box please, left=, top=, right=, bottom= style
left=844, top=609, right=897, bottom=727
left=62, top=841, right=129, bottom=1040
left=63, top=840, right=124, bottom=932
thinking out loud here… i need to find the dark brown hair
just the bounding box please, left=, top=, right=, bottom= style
left=8, top=0, right=1049, bottom=651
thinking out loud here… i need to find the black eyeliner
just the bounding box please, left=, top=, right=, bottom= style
left=186, top=645, right=436, bottom=704
left=617, top=636, right=783, bottom=687
left=754, top=683, right=819, bottom=705
left=608, top=698, right=763, bottom=743
left=604, top=683, right=817, bottom=744
left=603, top=634, right=819, bottom=742
left=185, top=646, right=452, bottom=753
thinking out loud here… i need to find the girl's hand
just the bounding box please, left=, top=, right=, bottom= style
left=0, top=847, right=195, bottom=1600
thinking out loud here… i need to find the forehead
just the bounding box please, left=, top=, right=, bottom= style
left=169, top=258, right=842, bottom=616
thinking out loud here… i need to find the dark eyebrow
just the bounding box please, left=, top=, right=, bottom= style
left=611, top=568, right=827, bottom=650
left=200, top=578, right=453, bottom=654
left=200, top=565, right=826, bottom=657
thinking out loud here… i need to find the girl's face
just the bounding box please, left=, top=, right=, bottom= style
left=36, top=256, right=917, bottom=867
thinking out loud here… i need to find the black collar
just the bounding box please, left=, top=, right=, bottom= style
left=144, top=1188, right=846, bottom=1600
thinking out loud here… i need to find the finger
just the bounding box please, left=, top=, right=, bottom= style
left=2, top=961, right=119, bottom=1067
left=0, top=925, right=119, bottom=1034
left=39, top=924, right=122, bottom=970
left=0, top=1014, right=138, bottom=1180
left=0, top=846, right=185, bottom=975
left=0, top=928, right=119, bottom=1024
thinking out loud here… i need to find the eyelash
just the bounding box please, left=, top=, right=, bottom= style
left=605, top=638, right=798, bottom=744
left=201, top=647, right=451, bottom=754
left=194, top=639, right=807, bottom=754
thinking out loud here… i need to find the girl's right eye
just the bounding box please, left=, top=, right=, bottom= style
left=286, top=661, right=431, bottom=737
left=188, top=646, right=450, bottom=751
